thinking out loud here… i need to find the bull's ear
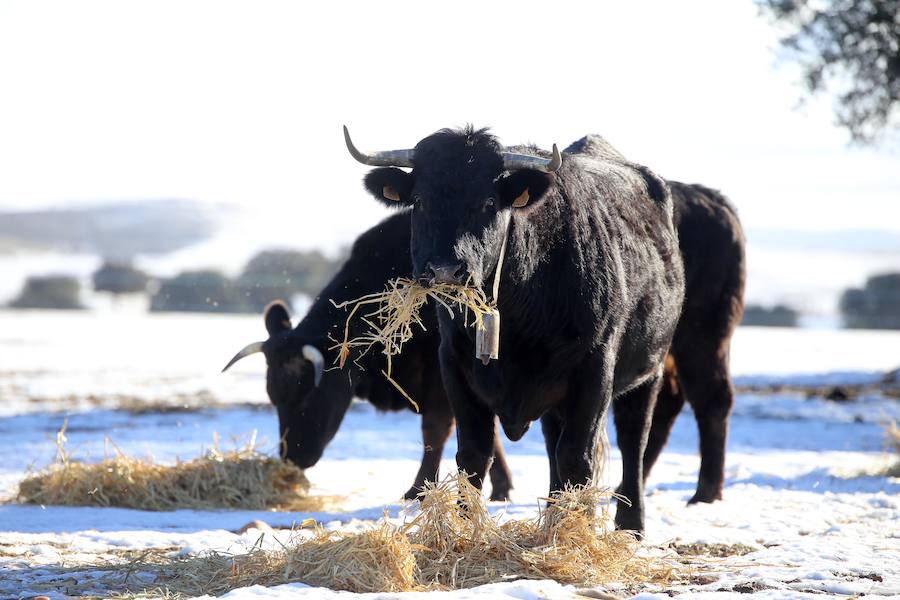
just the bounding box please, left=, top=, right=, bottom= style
left=264, top=300, right=292, bottom=336
left=497, top=170, right=553, bottom=210
left=363, top=168, right=413, bottom=207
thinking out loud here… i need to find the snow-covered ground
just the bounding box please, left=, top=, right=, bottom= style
left=0, top=311, right=898, bottom=598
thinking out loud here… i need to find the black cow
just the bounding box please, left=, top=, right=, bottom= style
left=347, top=126, right=684, bottom=533
left=223, top=212, right=513, bottom=501
left=641, top=180, right=745, bottom=503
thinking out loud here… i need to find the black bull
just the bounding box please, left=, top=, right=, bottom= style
left=354, top=127, right=688, bottom=534
left=225, top=132, right=744, bottom=533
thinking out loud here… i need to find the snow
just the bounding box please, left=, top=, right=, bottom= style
left=1, top=312, right=899, bottom=598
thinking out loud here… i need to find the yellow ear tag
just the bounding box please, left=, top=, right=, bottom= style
left=512, top=188, right=530, bottom=208
left=383, top=185, right=401, bottom=202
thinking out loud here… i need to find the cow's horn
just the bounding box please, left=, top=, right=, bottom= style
left=501, top=143, right=562, bottom=173
left=343, top=125, right=415, bottom=168
left=302, top=344, right=325, bottom=387
left=222, top=341, right=265, bottom=372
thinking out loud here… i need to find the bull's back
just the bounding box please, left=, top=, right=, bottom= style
left=669, top=181, right=745, bottom=338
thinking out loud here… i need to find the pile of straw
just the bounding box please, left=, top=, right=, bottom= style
left=17, top=427, right=319, bottom=511
left=331, top=277, right=493, bottom=409
left=134, top=474, right=661, bottom=596
left=154, top=521, right=418, bottom=596
left=407, top=473, right=645, bottom=588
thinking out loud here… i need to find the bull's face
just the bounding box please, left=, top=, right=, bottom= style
left=345, top=127, right=559, bottom=289
left=223, top=301, right=348, bottom=469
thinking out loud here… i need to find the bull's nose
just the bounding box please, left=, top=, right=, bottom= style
left=421, top=261, right=467, bottom=285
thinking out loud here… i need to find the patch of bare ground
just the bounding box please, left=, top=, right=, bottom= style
left=23, top=390, right=269, bottom=414
left=736, top=368, right=900, bottom=401
left=0, top=547, right=181, bottom=598
left=673, top=542, right=757, bottom=558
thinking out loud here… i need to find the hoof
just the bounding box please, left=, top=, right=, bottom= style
left=489, top=488, right=511, bottom=502
left=613, top=518, right=644, bottom=539
left=687, top=490, right=722, bottom=504
left=688, top=479, right=723, bottom=504
left=403, top=487, right=422, bottom=501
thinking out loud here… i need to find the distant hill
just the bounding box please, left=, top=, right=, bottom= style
left=0, top=199, right=224, bottom=259
left=748, top=228, right=900, bottom=254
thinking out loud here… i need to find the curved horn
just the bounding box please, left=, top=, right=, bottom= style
left=343, top=125, right=415, bottom=168
left=222, top=341, right=265, bottom=372
left=501, top=143, right=562, bottom=173
left=302, top=344, right=325, bottom=387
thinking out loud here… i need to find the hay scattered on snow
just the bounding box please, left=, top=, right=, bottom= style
left=155, top=520, right=418, bottom=596
left=406, top=473, right=650, bottom=589
left=887, top=421, right=900, bottom=452
left=17, top=425, right=324, bottom=512
left=330, top=277, right=494, bottom=410
left=134, top=473, right=669, bottom=596
left=886, top=421, right=900, bottom=477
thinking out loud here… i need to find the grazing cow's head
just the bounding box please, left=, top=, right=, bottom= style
left=344, top=126, right=560, bottom=289
left=222, top=301, right=350, bottom=469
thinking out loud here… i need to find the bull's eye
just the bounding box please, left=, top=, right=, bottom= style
left=485, top=197, right=496, bottom=208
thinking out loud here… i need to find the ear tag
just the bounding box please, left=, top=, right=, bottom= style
left=475, top=309, right=501, bottom=365
left=383, top=185, right=401, bottom=202
left=512, top=188, right=530, bottom=208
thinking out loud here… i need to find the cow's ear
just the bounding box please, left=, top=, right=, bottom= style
left=497, top=170, right=553, bottom=210
left=264, top=300, right=292, bottom=336
left=363, top=168, right=413, bottom=207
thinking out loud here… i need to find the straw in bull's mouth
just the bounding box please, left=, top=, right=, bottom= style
left=330, top=277, right=494, bottom=410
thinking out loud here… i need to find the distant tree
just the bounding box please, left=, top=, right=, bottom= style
left=92, top=261, right=151, bottom=295
left=759, top=0, right=900, bottom=142
left=741, top=303, right=800, bottom=327
left=150, top=270, right=245, bottom=313
left=236, top=248, right=346, bottom=313
left=8, top=275, right=84, bottom=310
left=840, top=272, right=900, bottom=329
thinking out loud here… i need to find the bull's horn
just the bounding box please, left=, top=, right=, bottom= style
left=222, top=341, right=265, bottom=372
left=302, top=344, right=325, bottom=387
left=501, top=143, right=562, bottom=173
left=343, top=125, right=415, bottom=168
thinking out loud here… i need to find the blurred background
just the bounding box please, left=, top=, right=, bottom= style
left=0, top=0, right=898, bottom=413
left=2, top=0, right=898, bottom=324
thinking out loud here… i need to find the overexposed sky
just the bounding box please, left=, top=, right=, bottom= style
left=1, top=0, right=898, bottom=244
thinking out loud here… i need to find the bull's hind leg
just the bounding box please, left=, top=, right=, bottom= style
left=676, top=344, right=734, bottom=504
left=641, top=355, right=685, bottom=484
left=488, top=419, right=513, bottom=501
left=613, top=372, right=663, bottom=535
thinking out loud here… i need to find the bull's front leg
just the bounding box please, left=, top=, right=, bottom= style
left=554, top=352, right=613, bottom=492
left=439, top=341, right=495, bottom=492
left=612, top=370, right=663, bottom=535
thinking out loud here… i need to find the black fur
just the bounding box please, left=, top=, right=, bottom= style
left=360, top=128, right=685, bottom=533
left=566, top=136, right=746, bottom=506
left=257, top=213, right=513, bottom=500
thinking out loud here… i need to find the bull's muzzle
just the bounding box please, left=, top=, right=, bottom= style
left=419, top=261, right=468, bottom=286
